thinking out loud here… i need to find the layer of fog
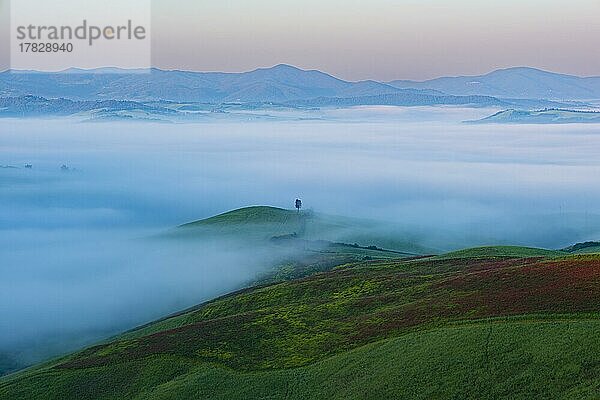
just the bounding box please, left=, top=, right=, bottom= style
left=1, top=106, right=600, bottom=370
left=0, top=232, right=294, bottom=366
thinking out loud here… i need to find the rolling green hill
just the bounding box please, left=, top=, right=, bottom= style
left=2, top=248, right=598, bottom=399
left=574, top=246, right=600, bottom=254
left=182, top=206, right=303, bottom=227
left=563, top=241, right=600, bottom=255
left=174, top=206, right=432, bottom=255
left=174, top=206, right=418, bottom=284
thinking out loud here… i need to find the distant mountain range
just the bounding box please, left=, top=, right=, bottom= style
left=0, top=65, right=415, bottom=103
left=389, top=67, right=600, bottom=101
left=0, top=65, right=598, bottom=119
left=1, top=65, right=598, bottom=105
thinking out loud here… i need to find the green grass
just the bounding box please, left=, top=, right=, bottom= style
left=562, top=242, right=600, bottom=255
left=175, top=206, right=307, bottom=242
left=436, top=245, right=566, bottom=259
left=174, top=206, right=432, bottom=254
left=182, top=206, right=302, bottom=227
left=563, top=241, right=600, bottom=254
left=2, top=319, right=598, bottom=400
left=2, top=252, right=598, bottom=399
left=574, top=246, right=600, bottom=254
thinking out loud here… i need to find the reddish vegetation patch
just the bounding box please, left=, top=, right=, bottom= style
left=351, top=257, right=600, bottom=341
left=460, top=257, right=545, bottom=273
left=439, top=257, right=600, bottom=316
left=401, top=257, right=543, bottom=276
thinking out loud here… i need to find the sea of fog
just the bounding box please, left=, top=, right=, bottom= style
left=1, top=106, right=600, bottom=370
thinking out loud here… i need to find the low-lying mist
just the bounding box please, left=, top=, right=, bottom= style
left=1, top=106, right=599, bottom=371
left=0, top=231, right=292, bottom=366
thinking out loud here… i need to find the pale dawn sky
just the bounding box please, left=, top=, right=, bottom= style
left=2, top=0, right=599, bottom=80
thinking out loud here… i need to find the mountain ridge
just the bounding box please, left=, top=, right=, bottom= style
left=2, top=65, right=599, bottom=104
left=0, top=64, right=408, bottom=103
left=389, top=67, right=600, bottom=100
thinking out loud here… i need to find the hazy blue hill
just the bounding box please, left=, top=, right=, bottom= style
left=287, top=92, right=511, bottom=108
left=222, top=65, right=407, bottom=99
left=0, top=71, right=107, bottom=100
left=0, top=96, right=176, bottom=117
left=470, top=109, right=600, bottom=124
left=389, top=67, right=600, bottom=100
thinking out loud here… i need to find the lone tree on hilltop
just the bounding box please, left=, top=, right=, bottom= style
left=295, top=199, right=302, bottom=212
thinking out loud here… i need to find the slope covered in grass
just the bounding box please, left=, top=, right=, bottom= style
left=184, top=206, right=300, bottom=226
left=436, top=245, right=565, bottom=259
left=564, top=241, right=600, bottom=255
left=574, top=246, right=600, bottom=254
left=175, top=206, right=430, bottom=254
left=2, top=252, right=598, bottom=399
left=2, top=319, right=598, bottom=400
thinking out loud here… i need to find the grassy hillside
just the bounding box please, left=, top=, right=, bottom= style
left=174, top=206, right=431, bottom=255
left=182, top=206, right=302, bottom=227
left=2, top=251, right=598, bottom=399
left=574, top=246, right=600, bottom=254
left=2, top=319, right=598, bottom=400
left=564, top=241, right=600, bottom=255
left=436, top=245, right=566, bottom=259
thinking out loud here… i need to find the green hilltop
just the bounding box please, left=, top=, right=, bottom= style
left=183, top=206, right=300, bottom=226
left=175, top=205, right=432, bottom=255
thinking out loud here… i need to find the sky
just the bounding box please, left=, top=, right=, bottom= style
left=1, top=0, right=600, bottom=81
